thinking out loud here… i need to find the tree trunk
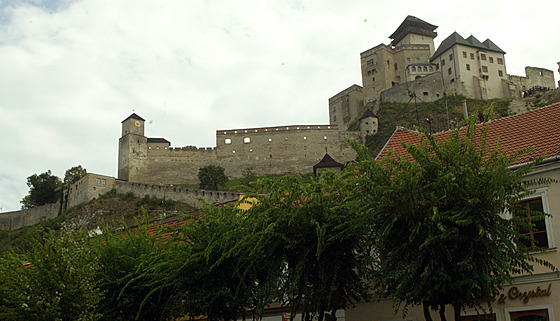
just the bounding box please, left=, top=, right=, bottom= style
left=423, top=302, right=433, bottom=321
left=331, top=309, right=337, bottom=321
left=453, top=304, right=461, bottom=321
left=318, top=310, right=325, bottom=321
left=439, top=305, right=447, bottom=321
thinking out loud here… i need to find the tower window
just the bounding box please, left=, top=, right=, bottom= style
left=225, top=138, right=232, bottom=144
left=243, top=137, right=251, bottom=144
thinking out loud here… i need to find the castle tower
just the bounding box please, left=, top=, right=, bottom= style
left=359, top=109, right=378, bottom=136
left=360, top=16, right=438, bottom=101
left=389, top=15, right=438, bottom=54
left=118, top=113, right=148, bottom=181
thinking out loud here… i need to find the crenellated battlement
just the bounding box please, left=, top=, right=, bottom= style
left=148, top=146, right=216, bottom=152
left=217, top=124, right=339, bottom=136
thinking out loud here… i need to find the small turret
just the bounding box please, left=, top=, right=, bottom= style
left=359, top=110, right=378, bottom=136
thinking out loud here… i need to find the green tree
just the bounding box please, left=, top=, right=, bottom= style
left=348, top=116, right=556, bottom=321
left=90, top=218, right=180, bottom=321
left=0, top=229, right=102, bottom=321
left=21, top=170, right=63, bottom=209
left=236, top=173, right=375, bottom=321
left=64, top=165, right=87, bottom=185
left=198, top=165, right=228, bottom=190
left=131, top=204, right=265, bottom=321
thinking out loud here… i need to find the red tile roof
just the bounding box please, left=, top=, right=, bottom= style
left=377, top=103, right=560, bottom=166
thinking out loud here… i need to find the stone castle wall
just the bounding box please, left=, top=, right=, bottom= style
left=114, top=181, right=240, bottom=206
left=379, top=72, right=444, bottom=103
left=0, top=202, right=61, bottom=230
left=507, top=67, right=556, bottom=98
left=125, top=122, right=360, bottom=186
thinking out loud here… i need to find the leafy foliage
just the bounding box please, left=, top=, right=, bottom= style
left=64, top=165, right=87, bottom=184
left=347, top=114, right=556, bottom=321
left=90, top=218, right=180, bottom=321
left=198, top=165, right=229, bottom=190
left=0, top=229, right=102, bottom=321
left=237, top=173, right=375, bottom=321
left=21, top=170, right=63, bottom=209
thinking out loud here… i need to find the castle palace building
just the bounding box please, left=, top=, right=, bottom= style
left=329, top=15, right=557, bottom=131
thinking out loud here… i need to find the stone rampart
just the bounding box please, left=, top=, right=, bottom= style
left=380, top=72, right=444, bottom=103
left=507, top=67, right=557, bottom=98
left=113, top=181, right=240, bottom=206
left=0, top=202, right=61, bottom=230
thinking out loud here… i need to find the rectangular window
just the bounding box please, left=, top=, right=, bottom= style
left=470, top=53, right=475, bottom=59
left=449, top=53, right=453, bottom=60
left=482, top=65, right=488, bottom=72
left=497, top=57, right=504, bottom=65
left=480, top=53, right=487, bottom=60
left=407, top=58, right=411, bottom=63
left=442, top=59, right=446, bottom=66
left=429, top=66, right=433, bottom=71
left=96, top=178, right=100, bottom=184
left=515, top=198, right=549, bottom=248
left=462, top=51, right=467, bottom=58
left=448, top=67, right=452, bottom=75
left=461, top=313, right=496, bottom=321
left=509, top=309, right=549, bottom=321
left=489, top=57, right=494, bottom=63
left=466, top=64, right=471, bottom=71
left=498, top=70, right=503, bottom=76
left=102, top=179, right=106, bottom=185
left=366, top=59, right=374, bottom=67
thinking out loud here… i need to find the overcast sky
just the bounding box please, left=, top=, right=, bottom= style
left=1, top=0, right=559, bottom=212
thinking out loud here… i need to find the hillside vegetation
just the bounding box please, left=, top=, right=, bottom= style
left=364, top=95, right=512, bottom=156
left=0, top=190, right=196, bottom=254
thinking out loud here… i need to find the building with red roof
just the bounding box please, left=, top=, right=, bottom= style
left=346, top=103, right=560, bottom=321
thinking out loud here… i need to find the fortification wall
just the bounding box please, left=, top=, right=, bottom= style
left=66, top=173, right=116, bottom=209
left=508, top=67, right=556, bottom=97
left=328, top=85, right=364, bottom=130
left=113, top=181, right=240, bottom=206
left=0, top=202, right=60, bottom=230
left=129, top=125, right=360, bottom=186
left=379, top=72, right=444, bottom=103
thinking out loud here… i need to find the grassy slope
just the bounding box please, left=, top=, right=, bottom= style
left=365, top=95, right=511, bottom=156
left=0, top=190, right=196, bottom=255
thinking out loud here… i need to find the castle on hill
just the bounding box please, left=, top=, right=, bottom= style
left=2, top=15, right=558, bottom=231
left=329, top=15, right=557, bottom=130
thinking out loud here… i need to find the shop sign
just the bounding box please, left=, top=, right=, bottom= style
left=496, top=284, right=551, bottom=304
